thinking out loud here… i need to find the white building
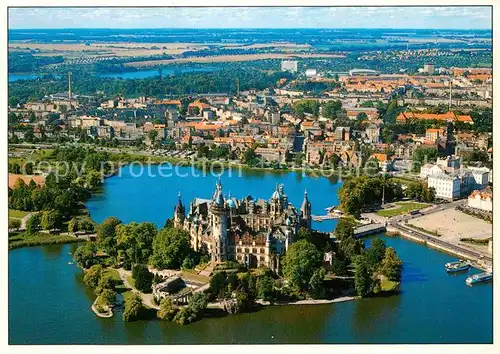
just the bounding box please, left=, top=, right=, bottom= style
left=423, top=63, right=435, bottom=75
left=305, top=68, right=317, bottom=77
left=365, top=124, right=380, bottom=143
left=420, top=163, right=444, bottom=179
left=436, top=155, right=461, bottom=170
left=281, top=60, right=298, bottom=72
left=467, top=167, right=490, bottom=190
left=427, top=174, right=461, bottom=201
left=467, top=190, right=492, bottom=212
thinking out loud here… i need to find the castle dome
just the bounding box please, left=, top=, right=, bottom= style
left=227, top=198, right=236, bottom=209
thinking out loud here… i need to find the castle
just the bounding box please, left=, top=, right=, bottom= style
left=173, top=180, right=312, bottom=272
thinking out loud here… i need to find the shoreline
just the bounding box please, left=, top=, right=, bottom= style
left=91, top=297, right=113, bottom=318
left=255, top=296, right=358, bottom=307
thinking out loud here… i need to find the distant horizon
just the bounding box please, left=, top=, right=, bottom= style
left=8, top=7, right=492, bottom=30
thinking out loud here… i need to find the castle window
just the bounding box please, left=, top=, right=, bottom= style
left=245, top=248, right=249, bottom=253
left=252, top=248, right=257, bottom=253
left=260, top=248, right=265, bottom=254
left=260, top=256, right=265, bottom=261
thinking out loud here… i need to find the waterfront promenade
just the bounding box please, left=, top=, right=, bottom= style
left=362, top=200, right=492, bottom=271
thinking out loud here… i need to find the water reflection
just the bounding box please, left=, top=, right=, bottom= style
left=353, top=294, right=402, bottom=342
left=41, top=244, right=64, bottom=259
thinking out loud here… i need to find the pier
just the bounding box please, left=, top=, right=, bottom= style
left=312, top=214, right=341, bottom=221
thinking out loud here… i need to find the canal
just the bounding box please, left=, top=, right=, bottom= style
left=8, top=165, right=493, bottom=344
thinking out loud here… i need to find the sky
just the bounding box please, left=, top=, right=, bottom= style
left=8, top=7, right=492, bottom=30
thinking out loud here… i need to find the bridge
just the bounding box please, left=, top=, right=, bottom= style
left=353, top=223, right=386, bottom=238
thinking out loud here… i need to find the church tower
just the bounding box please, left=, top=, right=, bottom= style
left=211, top=179, right=228, bottom=262
left=173, top=191, right=185, bottom=228
left=300, top=190, right=312, bottom=229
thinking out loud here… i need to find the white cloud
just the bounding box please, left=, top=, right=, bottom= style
left=8, top=6, right=492, bottom=29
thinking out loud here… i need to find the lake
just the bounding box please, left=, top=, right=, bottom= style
left=96, top=66, right=219, bottom=79
left=8, top=66, right=219, bottom=82
left=8, top=73, right=61, bottom=82
left=8, top=165, right=493, bottom=344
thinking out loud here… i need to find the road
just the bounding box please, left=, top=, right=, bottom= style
left=392, top=222, right=492, bottom=263
left=386, top=200, right=466, bottom=225
left=116, top=268, right=160, bottom=310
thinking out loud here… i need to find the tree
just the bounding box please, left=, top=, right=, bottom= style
left=412, top=147, right=438, bottom=172
left=422, top=186, right=436, bottom=203
left=148, top=129, right=159, bottom=144
left=157, top=297, right=179, bottom=321
left=97, top=217, right=122, bottom=257
left=379, top=247, right=403, bottom=282
left=24, top=162, right=34, bottom=175
left=72, top=242, right=97, bottom=268
left=354, top=256, right=373, bottom=297
left=122, top=293, right=144, bottom=322
left=173, top=292, right=208, bottom=325
left=365, top=238, right=387, bottom=269
left=189, top=292, right=208, bottom=315
left=96, top=274, right=116, bottom=295
left=405, top=181, right=424, bottom=200
left=79, top=216, right=97, bottom=234
left=257, top=275, right=275, bottom=302
left=25, top=212, right=41, bottom=235
left=322, top=100, right=342, bottom=119
left=83, top=265, right=103, bottom=289
left=85, top=171, right=102, bottom=189
left=40, top=210, right=62, bottom=232
left=209, top=271, right=227, bottom=299
left=282, top=239, right=323, bottom=291
left=383, top=99, right=399, bottom=124
left=9, top=218, right=21, bottom=231
left=132, top=264, right=153, bottom=293
left=151, top=227, right=191, bottom=270
left=97, top=288, right=116, bottom=307
left=308, top=267, right=326, bottom=299
left=68, top=217, right=79, bottom=234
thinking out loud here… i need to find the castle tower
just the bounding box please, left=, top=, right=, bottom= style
left=173, top=191, right=185, bottom=228
left=270, top=183, right=285, bottom=215
left=211, top=179, right=228, bottom=262
left=300, top=190, right=312, bottom=229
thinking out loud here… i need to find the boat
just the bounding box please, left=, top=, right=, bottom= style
left=445, top=260, right=470, bottom=273
left=466, top=272, right=493, bottom=285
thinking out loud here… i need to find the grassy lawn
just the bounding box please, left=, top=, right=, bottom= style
left=126, top=274, right=136, bottom=289
left=380, top=278, right=399, bottom=292
left=8, top=232, right=84, bottom=250
left=391, top=177, right=417, bottom=185
left=376, top=201, right=429, bottom=218
left=104, top=268, right=134, bottom=301
left=8, top=209, right=30, bottom=219
left=180, top=269, right=210, bottom=284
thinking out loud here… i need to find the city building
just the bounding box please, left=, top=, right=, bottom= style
left=365, top=124, right=380, bottom=143
left=427, top=173, right=461, bottom=201
left=467, top=189, right=492, bottom=212
left=174, top=182, right=312, bottom=271
left=305, top=68, right=317, bottom=77
left=396, top=111, right=473, bottom=124
left=422, top=63, right=435, bottom=75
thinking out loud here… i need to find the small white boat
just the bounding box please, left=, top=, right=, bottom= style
left=466, top=272, right=493, bottom=285
left=445, top=260, right=470, bottom=273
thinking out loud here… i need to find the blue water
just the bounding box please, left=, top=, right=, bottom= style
left=8, top=165, right=493, bottom=344
left=8, top=73, right=61, bottom=82
left=97, top=66, right=218, bottom=79
left=86, top=165, right=342, bottom=232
